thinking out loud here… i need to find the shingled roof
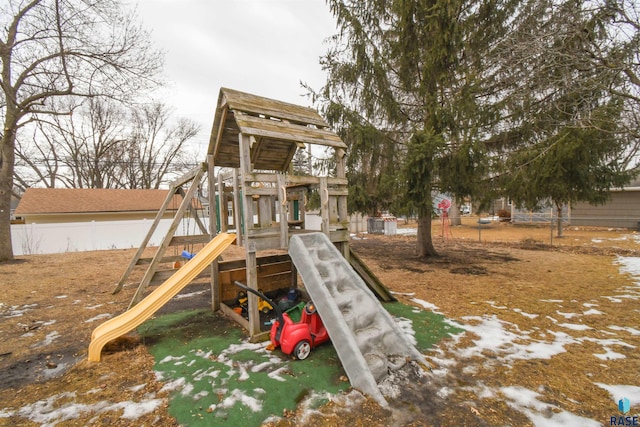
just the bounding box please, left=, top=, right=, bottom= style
left=14, top=188, right=188, bottom=215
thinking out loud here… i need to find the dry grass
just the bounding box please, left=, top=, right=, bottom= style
left=1, top=217, right=639, bottom=425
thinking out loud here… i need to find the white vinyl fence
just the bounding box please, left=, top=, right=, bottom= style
left=10, top=218, right=207, bottom=256
left=10, top=213, right=368, bottom=256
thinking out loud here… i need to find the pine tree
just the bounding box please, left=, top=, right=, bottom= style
left=314, top=0, right=514, bottom=257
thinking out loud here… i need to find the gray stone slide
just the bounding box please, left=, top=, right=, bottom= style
left=288, top=233, right=428, bottom=407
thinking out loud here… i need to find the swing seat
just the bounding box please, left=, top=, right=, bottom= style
left=181, top=250, right=195, bottom=260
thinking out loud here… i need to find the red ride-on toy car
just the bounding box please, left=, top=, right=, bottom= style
left=233, top=281, right=330, bottom=360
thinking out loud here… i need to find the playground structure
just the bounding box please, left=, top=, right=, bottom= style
left=94, top=88, right=422, bottom=404
left=112, top=88, right=354, bottom=337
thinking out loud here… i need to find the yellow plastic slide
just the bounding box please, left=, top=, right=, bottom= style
left=88, top=233, right=236, bottom=362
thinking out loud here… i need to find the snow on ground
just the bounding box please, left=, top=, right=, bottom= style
left=0, top=303, right=38, bottom=318
left=0, top=390, right=163, bottom=425
left=418, top=253, right=640, bottom=425
left=3, top=246, right=640, bottom=425
left=84, top=313, right=112, bottom=323
left=501, top=386, right=601, bottom=427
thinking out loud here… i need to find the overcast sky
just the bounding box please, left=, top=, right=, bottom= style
left=135, top=0, right=338, bottom=154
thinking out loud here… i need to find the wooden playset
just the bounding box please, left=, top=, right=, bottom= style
left=114, top=88, right=352, bottom=339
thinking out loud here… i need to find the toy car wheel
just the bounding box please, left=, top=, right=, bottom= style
left=293, top=340, right=311, bottom=360
left=261, top=306, right=270, bottom=314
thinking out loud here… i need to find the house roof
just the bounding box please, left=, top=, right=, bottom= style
left=208, top=87, right=346, bottom=171
left=14, top=188, right=193, bottom=215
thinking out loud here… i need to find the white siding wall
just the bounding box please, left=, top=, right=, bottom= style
left=10, top=218, right=207, bottom=256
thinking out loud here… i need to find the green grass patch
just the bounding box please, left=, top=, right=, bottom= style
left=383, top=301, right=463, bottom=352
left=139, top=302, right=461, bottom=426
left=139, top=309, right=347, bottom=426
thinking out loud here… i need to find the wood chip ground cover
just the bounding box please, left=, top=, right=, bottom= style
left=1, top=218, right=639, bottom=425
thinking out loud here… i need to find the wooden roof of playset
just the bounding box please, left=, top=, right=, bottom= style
left=208, top=87, right=346, bottom=171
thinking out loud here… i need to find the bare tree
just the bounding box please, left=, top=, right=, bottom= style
left=0, top=0, right=163, bottom=260
left=120, top=103, right=200, bottom=189
left=15, top=100, right=200, bottom=190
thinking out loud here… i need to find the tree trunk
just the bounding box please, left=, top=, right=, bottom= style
left=416, top=214, right=438, bottom=257
left=556, top=203, right=564, bottom=238
left=449, top=199, right=462, bottom=226
left=0, top=127, right=16, bottom=261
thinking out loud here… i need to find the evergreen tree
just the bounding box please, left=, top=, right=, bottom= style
left=490, top=0, right=639, bottom=236
left=313, top=0, right=513, bottom=257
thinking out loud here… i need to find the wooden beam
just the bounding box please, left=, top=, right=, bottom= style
left=233, top=168, right=243, bottom=246
left=128, top=168, right=206, bottom=308
left=320, top=177, right=330, bottom=237
left=222, top=87, right=329, bottom=127
left=113, top=185, right=178, bottom=294
left=239, top=132, right=261, bottom=337
left=234, top=113, right=346, bottom=149
left=169, top=234, right=210, bottom=246
left=277, top=173, right=288, bottom=249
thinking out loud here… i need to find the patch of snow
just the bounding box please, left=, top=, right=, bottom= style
left=42, top=362, right=68, bottom=379
left=501, top=386, right=600, bottom=427
left=159, top=377, right=186, bottom=393
left=193, top=390, right=209, bottom=400
left=593, top=349, right=625, bottom=360
left=180, top=382, right=194, bottom=396
left=394, top=316, right=418, bottom=346
left=55, top=295, right=67, bottom=299
left=2, top=303, right=38, bottom=318
left=436, top=387, right=454, bottom=399
left=175, top=289, right=207, bottom=300
left=0, top=390, right=164, bottom=425
left=208, top=388, right=263, bottom=413
left=540, top=299, right=564, bottom=303
left=237, top=363, right=250, bottom=381
left=105, top=399, right=163, bottom=420
left=410, top=298, right=439, bottom=312
left=582, top=309, right=603, bottom=315
left=84, top=313, right=111, bottom=323
left=485, top=301, right=507, bottom=309
left=453, top=316, right=581, bottom=363
left=595, top=383, right=640, bottom=407
left=558, top=323, right=591, bottom=331
left=159, top=355, right=185, bottom=364
left=609, top=325, right=640, bottom=335
left=32, top=331, right=60, bottom=348
left=556, top=311, right=579, bottom=319
left=391, top=291, right=415, bottom=296
left=583, top=337, right=635, bottom=360
left=267, top=366, right=290, bottom=382
left=513, top=308, right=538, bottom=319
left=85, top=304, right=103, bottom=310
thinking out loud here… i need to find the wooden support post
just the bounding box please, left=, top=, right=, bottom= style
left=217, top=173, right=227, bottom=232
left=335, top=148, right=349, bottom=258
left=112, top=186, right=177, bottom=294
left=233, top=168, right=243, bottom=246
left=277, top=173, right=288, bottom=249
left=128, top=167, right=206, bottom=308
left=246, top=241, right=260, bottom=336
left=320, top=176, right=330, bottom=237
left=208, top=154, right=220, bottom=311
left=239, top=133, right=261, bottom=336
